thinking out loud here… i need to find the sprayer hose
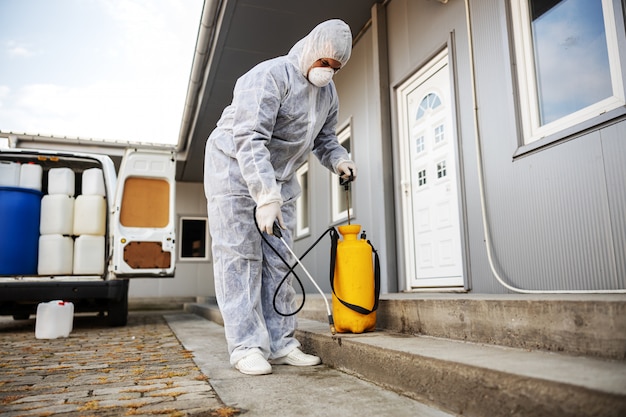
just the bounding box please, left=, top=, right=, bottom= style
left=253, top=207, right=335, bottom=317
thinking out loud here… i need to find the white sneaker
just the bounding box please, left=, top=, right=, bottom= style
left=270, top=348, right=321, bottom=367
left=235, top=352, right=272, bottom=375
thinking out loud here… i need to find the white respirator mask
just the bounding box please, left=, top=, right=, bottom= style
left=307, top=67, right=335, bottom=87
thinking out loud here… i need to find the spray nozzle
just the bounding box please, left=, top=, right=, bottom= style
left=340, top=168, right=354, bottom=224
left=339, top=168, right=354, bottom=189
left=272, top=222, right=283, bottom=238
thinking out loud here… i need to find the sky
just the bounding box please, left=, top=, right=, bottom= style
left=532, top=0, right=611, bottom=125
left=0, top=0, right=203, bottom=145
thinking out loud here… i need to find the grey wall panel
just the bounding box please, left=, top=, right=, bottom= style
left=387, top=0, right=462, bottom=85
left=601, top=121, right=626, bottom=287
left=489, top=134, right=618, bottom=290
left=457, top=0, right=513, bottom=293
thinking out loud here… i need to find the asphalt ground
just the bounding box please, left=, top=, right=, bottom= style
left=0, top=311, right=230, bottom=417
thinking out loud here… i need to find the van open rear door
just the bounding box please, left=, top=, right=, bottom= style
left=112, top=148, right=176, bottom=277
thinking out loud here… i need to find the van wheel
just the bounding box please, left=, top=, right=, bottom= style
left=107, top=293, right=128, bottom=327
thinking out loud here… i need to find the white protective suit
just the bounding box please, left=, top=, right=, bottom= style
left=204, top=19, right=353, bottom=366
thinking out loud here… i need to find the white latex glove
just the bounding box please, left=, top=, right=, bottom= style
left=256, top=202, right=285, bottom=235
left=337, top=161, right=357, bottom=182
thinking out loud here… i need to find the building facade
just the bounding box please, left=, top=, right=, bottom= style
left=293, top=0, right=626, bottom=295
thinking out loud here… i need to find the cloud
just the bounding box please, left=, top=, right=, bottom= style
left=8, top=46, right=31, bottom=57
left=533, top=0, right=612, bottom=123
left=5, top=40, right=34, bottom=57
left=0, top=0, right=202, bottom=144
left=1, top=79, right=184, bottom=143
left=0, top=85, right=9, bottom=108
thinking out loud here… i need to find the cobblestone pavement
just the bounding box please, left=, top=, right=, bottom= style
left=0, top=311, right=236, bottom=417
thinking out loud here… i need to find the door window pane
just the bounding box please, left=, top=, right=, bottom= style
left=418, top=169, right=427, bottom=187
left=437, top=160, right=447, bottom=179
left=434, top=124, right=445, bottom=144
left=416, top=135, right=425, bottom=153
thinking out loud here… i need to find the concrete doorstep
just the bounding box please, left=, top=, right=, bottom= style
left=297, top=319, right=626, bottom=417
left=185, top=298, right=626, bottom=417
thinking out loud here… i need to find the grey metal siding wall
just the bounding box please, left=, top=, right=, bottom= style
left=382, top=0, right=625, bottom=293
left=469, top=0, right=625, bottom=291
left=467, top=0, right=527, bottom=293
left=491, top=134, right=619, bottom=290
left=603, top=121, right=626, bottom=285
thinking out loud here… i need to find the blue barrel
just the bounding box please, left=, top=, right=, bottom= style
left=0, top=186, right=43, bottom=275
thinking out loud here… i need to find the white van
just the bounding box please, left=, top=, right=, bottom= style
left=0, top=147, right=176, bottom=326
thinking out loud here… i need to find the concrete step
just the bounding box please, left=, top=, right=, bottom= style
left=185, top=299, right=626, bottom=417
left=297, top=319, right=626, bottom=417
left=296, top=293, right=626, bottom=361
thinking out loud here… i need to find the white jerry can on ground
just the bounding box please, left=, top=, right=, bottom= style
left=35, top=300, right=74, bottom=339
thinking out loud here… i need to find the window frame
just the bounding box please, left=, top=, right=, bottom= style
left=295, top=161, right=310, bottom=238
left=331, top=124, right=353, bottom=224
left=178, top=216, right=210, bottom=262
left=510, top=0, right=626, bottom=154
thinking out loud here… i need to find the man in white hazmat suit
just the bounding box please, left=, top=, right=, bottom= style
left=203, top=19, right=357, bottom=375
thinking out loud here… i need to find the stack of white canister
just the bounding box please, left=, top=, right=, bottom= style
left=38, top=168, right=107, bottom=275
left=73, top=168, right=106, bottom=275
left=0, top=161, right=43, bottom=190
left=38, top=168, right=76, bottom=275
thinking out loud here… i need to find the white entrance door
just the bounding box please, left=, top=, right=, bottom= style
left=397, top=49, right=464, bottom=289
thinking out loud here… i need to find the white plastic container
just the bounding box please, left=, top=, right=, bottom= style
left=47, top=167, right=75, bottom=196
left=38, top=234, right=73, bottom=275
left=73, top=195, right=106, bottom=236
left=40, top=194, right=74, bottom=235
left=82, top=168, right=105, bottom=196
left=0, top=161, right=20, bottom=186
left=73, top=235, right=105, bottom=275
left=35, top=300, right=74, bottom=339
left=19, top=163, right=43, bottom=191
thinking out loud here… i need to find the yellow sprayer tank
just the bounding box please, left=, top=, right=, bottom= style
left=332, top=224, right=379, bottom=333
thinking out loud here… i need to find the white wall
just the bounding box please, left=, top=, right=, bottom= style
left=128, top=181, right=214, bottom=299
